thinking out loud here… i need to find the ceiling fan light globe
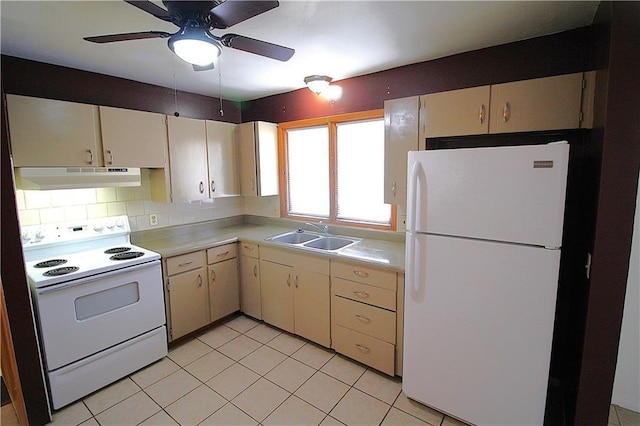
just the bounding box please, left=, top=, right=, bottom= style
left=171, top=38, right=221, bottom=66
left=304, top=75, right=332, bottom=95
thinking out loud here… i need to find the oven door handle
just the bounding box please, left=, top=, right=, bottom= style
left=36, top=260, right=161, bottom=294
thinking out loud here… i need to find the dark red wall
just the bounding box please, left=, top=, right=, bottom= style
left=242, top=26, right=592, bottom=123
left=1, top=55, right=241, bottom=123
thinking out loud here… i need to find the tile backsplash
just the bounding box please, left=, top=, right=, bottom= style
left=14, top=169, right=279, bottom=232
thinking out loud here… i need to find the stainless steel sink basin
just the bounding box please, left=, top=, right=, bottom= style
left=266, top=230, right=360, bottom=252
left=268, top=231, right=320, bottom=245
left=303, top=237, right=356, bottom=251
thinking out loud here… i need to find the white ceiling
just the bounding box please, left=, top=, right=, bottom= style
left=0, top=1, right=599, bottom=102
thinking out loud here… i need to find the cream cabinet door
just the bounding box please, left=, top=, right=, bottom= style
left=240, top=255, right=262, bottom=319
left=206, top=120, right=239, bottom=197
left=168, top=267, right=209, bottom=340
left=7, top=95, right=100, bottom=167
left=423, top=86, right=491, bottom=138
left=293, top=269, right=330, bottom=347
left=489, top=73, right=584, bottom=134
left=384, top=96, right=420, bottom=207
left=167, top=116, right=209, bottom=202
left=237, top=121, right=279, bottom=197
left=260, top=259, right=294, bottom=333
left=99, top=106, right=167, bottom=168
left=208, top=258, right=240, bottom=322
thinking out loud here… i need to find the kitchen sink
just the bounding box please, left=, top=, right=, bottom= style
left=266, top=230, right=360, bottom=252
left=268, top=231, right=320, bottom=245
left=303, top=237, right=356, bottom=251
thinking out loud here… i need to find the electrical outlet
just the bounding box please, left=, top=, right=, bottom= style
left=149, top=214, right=158, bottom=226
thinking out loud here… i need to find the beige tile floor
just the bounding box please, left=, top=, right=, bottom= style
left=2, top=314, right=638, bottom=425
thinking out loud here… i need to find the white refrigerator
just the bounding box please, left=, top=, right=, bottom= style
left=403, top=142, right=570, bottom=426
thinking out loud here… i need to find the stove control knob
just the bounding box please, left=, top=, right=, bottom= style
left=93, top=224, right=104, bottom=232
left=22, top=231, right=32, bottom=242
left=115, top=219, right=125, bottom=228
left=106, top=222, right=115, bottom=230
left=34, top=230, right=44, bottom=241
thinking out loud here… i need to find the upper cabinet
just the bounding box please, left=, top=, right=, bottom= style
left=420, top=72, right=594, bottom=139
left=237, top=121, right=279, bottom=197
left=167, top=116, right=210, bottom=202
left=422, top=86, right=491, bottom=138
left=383, top=96, right=420, bottom=207
left=7, top=95, right=101, bottom=167
left=489, top=73, right=584, bottom=134
left=99, top=106, right=168, bottom=168
left=206, top=120, right=239, bottom=198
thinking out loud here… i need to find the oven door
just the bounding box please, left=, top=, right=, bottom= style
left=34, top=260, right=165, bottom=371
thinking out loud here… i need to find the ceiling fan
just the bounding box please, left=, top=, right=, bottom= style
left=84, top=0, right=295, bottom=71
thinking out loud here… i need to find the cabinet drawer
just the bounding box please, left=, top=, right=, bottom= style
left=332, top=325, right=395, bottom=376
left=332, top=277, right=396, bottom=311
left=333, top=296, right=396, bottom=344
left=239, top=241, right=259, bottom=258
left=207, top=243, right=237, bottom=264
left=166, top=251, right=206, bottom=276
left=332, top=261, right=396, bottom=291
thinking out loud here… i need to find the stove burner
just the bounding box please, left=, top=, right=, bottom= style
left=34, top=259, right=67, bottom=268
left=110, top=252, right=144, bottom=261
left=43, top=266, right=79, bottom=277
left=104, top=247, right=132, bottom=254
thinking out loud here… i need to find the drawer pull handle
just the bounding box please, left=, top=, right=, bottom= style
left=353, top=270, right=369, bottom=278
left=354, top=291, right=370, bottom=299
left=197, top=274, right=203, bottom=287
left=211, top=270, right=216, bottom=281
left=216, top=251, right=230, bottom=257
left=253, top=265, right=258, bottom=277
left=295, top=275, right=299, bottom=288
left=355, top=344, right=371, bottom=354
left=287, top=274, right=291, bottom=287
left=355, top=314, right=371, bottom=324
left=178, top=261, right=193, bottom=267
left=243, top=245, right=255, bottom=250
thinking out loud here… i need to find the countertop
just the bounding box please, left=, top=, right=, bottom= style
left=133, top=220, right=405, bottom=272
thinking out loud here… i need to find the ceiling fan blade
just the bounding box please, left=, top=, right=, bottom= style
left=209, top=0, right=279, bottom=29
left=84, top=31, right=172, bottom=44
left=220, top=33, right=294, bottom=61
left=124, top=0, right=175, bottom=23
left=193, top=63, right=215, bottom=72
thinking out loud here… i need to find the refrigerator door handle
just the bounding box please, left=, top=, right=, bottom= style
left=407, top=160, right=423, bottom=294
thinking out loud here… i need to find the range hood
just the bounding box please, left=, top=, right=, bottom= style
left=15, top=167, right=141, bottom=190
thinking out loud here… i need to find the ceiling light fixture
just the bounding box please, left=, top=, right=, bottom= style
left=304, top=75, right=333, bottom=95
left=168, top=24, right=222, bottom=66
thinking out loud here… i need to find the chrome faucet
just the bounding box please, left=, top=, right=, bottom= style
left=305, top=221, right=330, bottom=234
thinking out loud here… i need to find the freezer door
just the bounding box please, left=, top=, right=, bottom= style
left=403, top=234, right=560, bottom=426
left=407, top=143, right=569, bottom=248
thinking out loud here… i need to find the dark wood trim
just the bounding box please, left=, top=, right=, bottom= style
left=1, top=87, right=51, bottom=425
left=573, top=2, right=640, bottom=424
left=1, top=55, right=241, bottom=123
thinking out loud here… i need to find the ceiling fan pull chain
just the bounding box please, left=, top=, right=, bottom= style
left=171, top=55, right=179, bottom=117
left=218, top=58, right=224, bottom=117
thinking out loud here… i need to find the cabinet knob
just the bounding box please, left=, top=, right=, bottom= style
left=353, top=291, right=370, bottom=299
left=295, top=275, right=299, bottom=288
left=287, top=274, right=291, bottom=287
left=253, top=265, right=258, bottom=277
left=197, top=274, right=203, bottom=287
left=353, top=270, right=369, bottom=278
left=211, top=270, right=216, bottom=281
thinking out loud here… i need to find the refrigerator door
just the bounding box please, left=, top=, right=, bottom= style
left=407, top=143, right=569, bottom=248
left=403, top=234, right=561, bottom=426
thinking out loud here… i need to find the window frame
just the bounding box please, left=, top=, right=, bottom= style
left=278, top=110, right=396, bottom=231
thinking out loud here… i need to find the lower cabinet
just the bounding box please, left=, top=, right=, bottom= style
left=331, top=260, right=399, bottom=376
left=165, top=251, right=209, bottom=341
left=239, top=242, right=262, bottom=319
left=164, top=243, right=239, bottom=342
left=260, top=246, right=331, bottom=347
left=207, top=244, right=240, bottom=322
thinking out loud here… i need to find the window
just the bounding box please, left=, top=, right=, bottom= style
left=279, top=110, right=395, bottom=230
